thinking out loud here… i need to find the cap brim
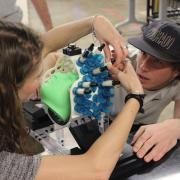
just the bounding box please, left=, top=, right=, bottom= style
left=128, top=37, right=178, bottom=63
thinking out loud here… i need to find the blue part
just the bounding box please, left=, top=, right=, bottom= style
left=84, top=93, right=91, bottom=99
left=73, top=48, right=114, bottom=120
left=80, top=68, right=86, bottom=75
left=91, top=86, right=97, bottom=92
left=78, top=81, right=83, bottom=87
left=72, top=87, right=78, bottom=95
left=82, top=65, right=90, bottom=73
left=83, top=75, right=92, bottom=82
left=76, top=58, right=84, bottom=67
left=92, top=94, right=98, bottom=102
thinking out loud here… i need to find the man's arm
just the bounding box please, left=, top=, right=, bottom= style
left=132, top=100, right=180, bottom=162
left=31, top=0, right=53, bottom=31
left=41, top=16, right=93, bottom=56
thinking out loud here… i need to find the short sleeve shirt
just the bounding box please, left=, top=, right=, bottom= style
left=110, top=80, right=180, bottom=124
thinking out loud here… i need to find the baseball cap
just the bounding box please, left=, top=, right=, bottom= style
left=128, top=20, right=180, bottom=63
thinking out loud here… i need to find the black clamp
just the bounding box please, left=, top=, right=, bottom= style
left=63, top=44, right=82, bottom=56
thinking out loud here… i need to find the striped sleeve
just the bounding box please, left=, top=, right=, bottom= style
left=0, top=151, right=41, bottom=180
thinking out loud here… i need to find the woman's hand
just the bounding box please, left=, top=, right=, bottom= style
left=93, top=16, right=128, bottom=67
left=108, top=61, right=143, bottom=94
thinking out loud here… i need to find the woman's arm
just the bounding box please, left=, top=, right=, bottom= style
left=36, top=99, right=140, bottom=180
left=36, top=62, right=143, bottom=180
left=41, top=16, right=127, bottom=63
left=42, top=16, right=92, bottom=55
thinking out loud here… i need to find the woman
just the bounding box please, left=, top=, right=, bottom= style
left=0, top=16, right=143, bottom=180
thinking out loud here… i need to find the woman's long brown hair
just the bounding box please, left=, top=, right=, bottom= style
left=0, top=20, right=44, bottom=154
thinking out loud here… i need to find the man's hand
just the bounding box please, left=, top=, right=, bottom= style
left=131, top=119, right=180, bottom=162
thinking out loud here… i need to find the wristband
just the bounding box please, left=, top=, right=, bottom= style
left=125, top=93, right=146, bottom=113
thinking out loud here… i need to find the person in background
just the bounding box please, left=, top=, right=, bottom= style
left=31, top=0, right=53, bottom=31
left=0, top=0, right=53, bottom=31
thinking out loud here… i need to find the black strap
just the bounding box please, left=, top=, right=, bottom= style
left=125, top=93, right=146, bottom=113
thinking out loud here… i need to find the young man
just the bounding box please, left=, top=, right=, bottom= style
left=111, top=20, right=180, bottom=165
